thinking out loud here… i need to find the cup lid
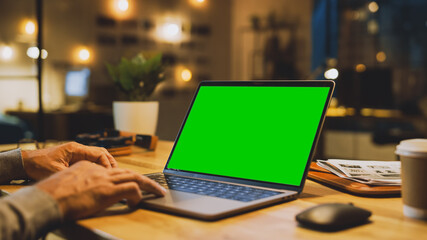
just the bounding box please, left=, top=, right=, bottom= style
left=396, top=139, right=427, bottom=155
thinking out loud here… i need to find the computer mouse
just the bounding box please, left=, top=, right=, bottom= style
left=295, top=203, right=372, bottom=231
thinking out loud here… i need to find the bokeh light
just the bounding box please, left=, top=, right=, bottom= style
left=1, top=46, right=13, bottom=60
left=181, top=69, right=192, bottom=82
left=368, top=2, right=379, bottom=13
left=117, top=0, right=129, bottom=12
left=157, top=19, right=183, bottom=43
left=324, top=68, right=339, bottom=80
left=26, top=47, right=48, bottom=59
left=355, top=64, right=366, bottom=73
left=78, top=48, right=90, bottom=62
left=25, top=20, right=36, bottom=35
left=376, top=51, right=386, bottom=62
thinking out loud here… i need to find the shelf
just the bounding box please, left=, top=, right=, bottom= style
left=0, top=76, right=37, bottom=80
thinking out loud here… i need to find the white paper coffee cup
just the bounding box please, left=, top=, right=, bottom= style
left=395, top=139, right=427, bottom=220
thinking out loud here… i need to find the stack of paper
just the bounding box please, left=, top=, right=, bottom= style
left=317, top=159, right=401, bottom=186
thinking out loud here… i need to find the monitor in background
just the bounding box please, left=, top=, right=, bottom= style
left=64, top=68, right=90, bottom=108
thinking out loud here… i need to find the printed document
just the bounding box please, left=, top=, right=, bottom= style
left=317, top=159, right=401, bottom=186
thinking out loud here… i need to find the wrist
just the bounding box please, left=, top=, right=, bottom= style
left=21, top=149, right=36, bottom=179
left=21, top=149, right=29, bottom=163
left=21, top=149, right=49, bottom=180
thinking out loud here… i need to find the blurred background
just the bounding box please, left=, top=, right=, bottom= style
left=0, top=0, right=426, bottom=160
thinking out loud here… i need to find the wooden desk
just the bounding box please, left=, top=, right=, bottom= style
left=1, top=141, right=427, bottom=239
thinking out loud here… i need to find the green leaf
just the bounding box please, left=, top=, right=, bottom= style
left=105, top=52, right=165, bottom=101
left=105, top=63, right=118, bottom=83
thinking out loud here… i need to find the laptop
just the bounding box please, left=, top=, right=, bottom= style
left=141, top=80, right=335, bottom=220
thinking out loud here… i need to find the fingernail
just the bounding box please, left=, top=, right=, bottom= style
left=161, top=186, right=167, bottom=194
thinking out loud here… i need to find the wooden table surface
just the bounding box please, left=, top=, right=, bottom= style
left=2, top=141, right=427, bottom=240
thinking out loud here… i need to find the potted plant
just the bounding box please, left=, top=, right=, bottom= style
left=106, top=53, right=165, bottom=135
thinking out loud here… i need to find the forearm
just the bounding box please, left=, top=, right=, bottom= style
left=0, top=186, right=62, bottom=240
left=0, top=149, right=27, bottom=184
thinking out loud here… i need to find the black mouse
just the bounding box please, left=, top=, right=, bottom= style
left=295, top=203, right=372, bottom=231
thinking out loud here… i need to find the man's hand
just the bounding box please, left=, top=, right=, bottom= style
left=21, top=142, right=117, bottom=180
left=36, top=161, right=166, bottom=221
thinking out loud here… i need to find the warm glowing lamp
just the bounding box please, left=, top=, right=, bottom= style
left=79, top=48, right=90, bottom=61
left=26, top=47, right=48, bottom=59
left=157, top=19, right=183, bottom=43
left=1, top=46, right=13, bottom=60
left=163, top=23, right=180, bottom=37
left=20, top=19, right=37, bottom=35
left=324, top=68, right=339, bottom=80
left=25, top=20, right=36, bottom=35
left=368, top=2, right=379, bottom=13
left=376, top=51, right=386, bottom=62
left=355, top=64, right=366, bottom=72
left=41, top=49, right=48, bottom=59
left=181, top=69, right=192, bottom=82
left=27, top=47, right=39, bottom=59
left=117, top=0, right=129, bottom=12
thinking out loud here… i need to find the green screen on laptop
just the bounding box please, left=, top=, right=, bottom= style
left=166, top=85, right=330, bottom=186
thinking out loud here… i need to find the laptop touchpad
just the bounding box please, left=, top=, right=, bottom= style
left=142, top=190, right=201, bottom=204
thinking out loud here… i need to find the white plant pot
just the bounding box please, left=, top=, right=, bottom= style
left=113, top=101, right=159, bottom=135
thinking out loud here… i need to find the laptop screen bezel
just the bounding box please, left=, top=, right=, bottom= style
left=162, top=80, right=335, bottom=193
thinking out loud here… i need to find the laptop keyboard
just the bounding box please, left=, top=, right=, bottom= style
left=146, top=174, right=282, bottom=202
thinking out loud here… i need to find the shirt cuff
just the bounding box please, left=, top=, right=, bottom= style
left=4, top=186, right=63, bottom=239
left=0, top=148, right=27, bottom=184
